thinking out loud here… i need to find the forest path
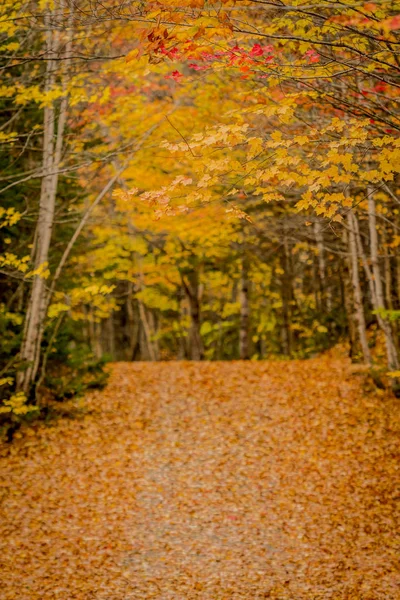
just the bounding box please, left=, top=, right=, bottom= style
left=0, top=358, right=399, bottom=599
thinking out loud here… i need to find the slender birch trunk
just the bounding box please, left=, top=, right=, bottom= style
left=346, top=211, right=371, bottom=364
left=366, top=189, right=399, bottom=370
left=314, top=219, right=332, bottom=311
left=137, top=263, right=157, bottom=361
left=19, top=2, right=71, bottom=393
left=382, top=226, right=394, bottom=312
left=94, top=320, right=102, bottom=359
left=138, top=301, right=157, bottom=361
left=340, top=254, right=357, bottom=358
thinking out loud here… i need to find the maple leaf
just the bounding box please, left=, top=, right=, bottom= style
left=189, top=63, right=209, bottom=71
left=250, top=43, right=263, bottom=57
left=160, top=45, right=180, bottom=59
left=304, top=49, right=320, bottom=63
left=165, top=70, right=183, bottom=81
left=388, top=14, right=400, bottom=30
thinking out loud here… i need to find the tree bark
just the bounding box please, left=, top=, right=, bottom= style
left=340, top=256, right=357, bottom=358
left=138, top=300, right=157, bottom=361
left=125, top=283, right=139, bottom=360
left=105, top=314, right=116, bottom=359
left=382, top=226, right=394, bottom=312
left=367, top=189, right=399, bottom=370
left=280, top=235, right=293, bottom=357
left=18, top=3, right=71, bottom=393
left=314, top=219, right=332, bottom=311
left=239, top=256, right=250, bottom=360
left=346, top=211, right=371, bottom=364
left=181, top=270, right=204, bottom=361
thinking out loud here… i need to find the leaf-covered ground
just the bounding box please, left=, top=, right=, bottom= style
left=1, top=358, right=399, bottom=599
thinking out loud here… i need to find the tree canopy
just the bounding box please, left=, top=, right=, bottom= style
left=1, top=0, right=400, bottom=419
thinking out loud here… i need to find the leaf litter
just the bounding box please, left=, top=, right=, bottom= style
left=0, top=357, right=399, bottom=599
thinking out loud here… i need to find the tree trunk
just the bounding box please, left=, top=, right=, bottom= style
left=181, top=270, right=204, bottom=361
left=314, top=219, right=332, bottom=311
left=280, top=236, right=293, bottom=357
left=125, top=283, right=139, bottom=360
left=239, top=257, right=250, bottom=360
left=94, top=319, right=102, bottom=359
left=177, top=295, right=188, bottom=359
left=105, top=314, right=116, bottom=359
left=346, top=211, right=371, bottom=364
left=148, top=310, right=160, bottom=360
left=354, top=212, right=398, bottom=360
left=18, top=4, right=71, bottom=394
left=138, top=300, right=157, bottom=361
left=367, top=189, right=399, bottom=370
left=340, top=257, right=357, bottom=358
left=396, top=256, right=400, bottom=308
left=382, top=226, right=394, bottom=311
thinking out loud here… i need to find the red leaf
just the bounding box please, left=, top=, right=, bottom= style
left=389, top=14, right=400, bottom=30
left=305, top=49, right=320, bottom=63
left=250, top=43, right=263, bottom=57
left=189, top=63, right=208, bottom=71
left=165, top=70, right=183, bottom=81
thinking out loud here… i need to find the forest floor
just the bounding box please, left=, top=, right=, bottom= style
left=0, top=357, right=399, bottom=600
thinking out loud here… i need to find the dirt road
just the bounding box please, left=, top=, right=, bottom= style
left=1, top=359, right=399, bottom=599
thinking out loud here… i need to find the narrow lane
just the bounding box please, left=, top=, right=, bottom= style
left=1, top=359, right=399, bottom=599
